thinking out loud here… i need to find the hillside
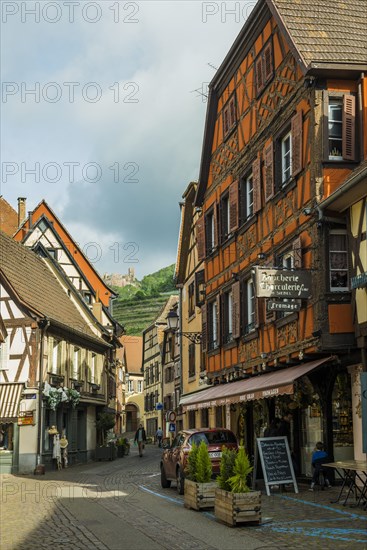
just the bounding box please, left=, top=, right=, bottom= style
left=111, top=264, right=179, bottom=335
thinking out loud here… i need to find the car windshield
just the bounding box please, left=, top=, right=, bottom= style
left=189, top=431, right=237, bottom=446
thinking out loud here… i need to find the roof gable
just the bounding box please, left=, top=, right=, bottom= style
left=0, top=231, right=106, bottom=346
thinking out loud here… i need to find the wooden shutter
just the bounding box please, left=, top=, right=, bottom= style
left=252, top=156, right=261, bottom=213
left=216, top=294, right=221, bottom=346
left=229, top=97, right=236, bottom=127
left=196, top=216, right=205, bottom=261
left=201, top=304, right=207, bottom=352
left=232, top=281, right=241, bottom=339
left=255, top=56, right=263, bottom=94
left=223, top=107, right=230, bottom=136
left=213, top=204, right=218, bottom=248
left=342, top=94, right=356, bottom=161
left=264, top=142, right=274, bottom=201
left=291, top=110, right=303, bottom=177
left=292, top=236, right=302, bottom=268
left=263, top=41, right=273, bottom=83
left=229, top=180, right=239, bottom=232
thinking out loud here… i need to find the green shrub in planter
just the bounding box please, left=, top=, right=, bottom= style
left=185, top=442, right=198, bottom=481
left=228, top=447, right=253, bottom=493
left=216, top=446, right=237, bottom=491
left=196, top=441, right=212, bottom=483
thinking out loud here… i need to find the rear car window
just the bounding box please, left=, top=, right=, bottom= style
left=189, top=431, right=237, bottom=446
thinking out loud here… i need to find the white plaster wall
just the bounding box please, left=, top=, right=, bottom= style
left=349, top=364, right=367, bottom=461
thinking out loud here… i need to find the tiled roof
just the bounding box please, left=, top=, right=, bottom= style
left=120, top=336, right=143, bottom=374
left=271, top=0, right=367, bottom=66
left=0, top=197, right=18, bottom=237
left=0, top=231, right=106, bottom=345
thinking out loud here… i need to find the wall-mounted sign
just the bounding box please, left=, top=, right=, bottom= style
left=24, top=393, right=37, bottom=399
left=155, top=402, right=163, bottom=411
left=351, top=272, right=367, bottom=289
left=168, top=423, right=176, bottom=432
left=255, top=268, right=312, bottom=299
left=267, top=299, right=301, bottom=312
left=18, top=411, right=34, bottom=425
left=166, top=410, right=176, bottom=422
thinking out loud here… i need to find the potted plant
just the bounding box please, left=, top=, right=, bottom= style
left=215, top=446, right=261, bottom=526
left=116, top=437, right=126, bottom=458
left=184, top=442, right=217, bottom=510
left=95, top=413, right=117, bottom=461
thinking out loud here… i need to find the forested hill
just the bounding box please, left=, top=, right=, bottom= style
left=111, top=264, right=179, bottom=335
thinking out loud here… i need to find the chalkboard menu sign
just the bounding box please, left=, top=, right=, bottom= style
left=255, top=437, right=298, bottom=496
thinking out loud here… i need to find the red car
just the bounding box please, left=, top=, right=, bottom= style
left=160, top=428, right=238, bottom=494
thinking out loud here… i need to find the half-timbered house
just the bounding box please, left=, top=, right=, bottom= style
left=184, top=0, right=367, bottom=472
left=0, top=231, right=112, bottom=473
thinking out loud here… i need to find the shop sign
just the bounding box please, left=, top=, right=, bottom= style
left=351, top=272, right=367, bottom=289
left=267, top=299, right=301, bottom=312
left=24, top=393, right=37, bottom=399
left=255, top=268, right=311, bottom=299
left=18, top=411, right=34, bottom=425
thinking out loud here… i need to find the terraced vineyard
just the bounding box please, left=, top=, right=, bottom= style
left=109, top=264, right=178, bottom=335
left=112, top=291, right=178, bottom=335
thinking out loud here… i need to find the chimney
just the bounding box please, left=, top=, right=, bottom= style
left=17, top=197, right=27, bottom=226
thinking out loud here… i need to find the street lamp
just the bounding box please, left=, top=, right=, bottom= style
left=166, top=308, right=202, bottom=344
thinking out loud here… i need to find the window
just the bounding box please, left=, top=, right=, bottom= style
left=128, top=380, right=134, bottom=392
left=137, top=380, right=143, bottom=393
left=208, top=298, right=219, bottom=350
left=281, top=131, right=292, bottom=185
left=223, top=290, right=233, bottom=343
left=195, top=270, right=205, bottom=306
left=205, top=207, right=217, bottom=255
left=47, top=248, right=58, bottom=260
left=220, top=193, right=230, bottom=241
left=49, top=337, right=62, bottom=374
left=0, top=339, right=9, bottom=377
left=326, top=94, right=356, bottom=161
left=240, top=173, right=253, bottom=221
left=188, top=281, right=195, bottom=316
left=72, top=347, right=80, bottom=379
left=155, top=362, right=159, bottom=380
left=188, top=410, right=196, bottom=429
left=91, top=353, right=96, bottom=383
left=223, top=95, right=236, bottom=138
left=188, top=343, right=195, bottom=377
left=201, top=408, right=209, bottom=427
left=328, top=99, right=343, bottom=160
left=329, top=230, right=349, bottom=291
left=242, top=278, right=255, bottom=334
left=255, top=40, right=274, bottom=95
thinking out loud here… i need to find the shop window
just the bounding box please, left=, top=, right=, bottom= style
left=189, top=411, right=196, bottom=429
left=188, top=343, right=195, bottom=378
left=332, top=372, right=353, bottom=461
left=215, top=405, right=224, bottom=427
left=201, top=408, right=209, bottom=428
left=325, top=94, right=356, bottom=161
left=329, top=230, right=349, bottom=291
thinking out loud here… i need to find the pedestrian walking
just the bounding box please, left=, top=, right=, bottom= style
left=134, top=424, right=147, bottom=457
left=155, top=427, right=163, bottom=447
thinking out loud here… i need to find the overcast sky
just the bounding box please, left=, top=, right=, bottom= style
left=1, top=1, right=255, bottom=278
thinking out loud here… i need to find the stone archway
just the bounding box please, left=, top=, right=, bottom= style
left=126, top=403, right=139, bottom=432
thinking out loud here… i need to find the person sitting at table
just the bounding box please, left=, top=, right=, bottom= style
left=309, top=441, right=331, bottom=490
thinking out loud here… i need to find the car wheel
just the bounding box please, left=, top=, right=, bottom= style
left=161, top=465, right=171, bottom=488
left=176, top=466, right=185, bottom=495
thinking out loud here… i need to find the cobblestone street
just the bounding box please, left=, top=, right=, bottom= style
left=1, top=445, right=366, bottom=549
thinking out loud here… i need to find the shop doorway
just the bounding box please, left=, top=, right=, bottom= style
left=126, top=404, right=138, bottom=432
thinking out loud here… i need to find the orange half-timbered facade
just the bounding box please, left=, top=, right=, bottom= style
left=185, top=0, right=367, bottom=471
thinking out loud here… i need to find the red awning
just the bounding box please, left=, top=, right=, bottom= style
left=182, top=357, right=334, bottom=411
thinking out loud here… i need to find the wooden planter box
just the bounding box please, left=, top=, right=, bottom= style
left=95, top=446, right=117, bottom=461
left=214, top=488, right=261, bottom=526
left=184, top=479, right=217, bottom=510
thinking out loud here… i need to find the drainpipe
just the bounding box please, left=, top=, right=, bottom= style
left=36, top=318, right=50, bottom=468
